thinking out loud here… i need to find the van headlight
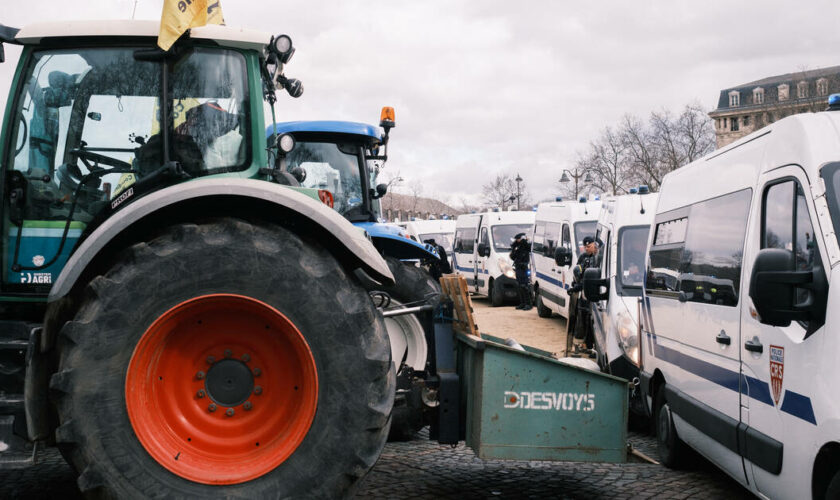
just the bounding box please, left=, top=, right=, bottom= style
left=499, top=259, right=515, bottom=279
left=617, top=312, right=639, bottom=366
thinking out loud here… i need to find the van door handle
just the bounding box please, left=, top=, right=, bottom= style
left=716, top=331, right=731, bottom=345
left=744, top=337, right=763, bottom=354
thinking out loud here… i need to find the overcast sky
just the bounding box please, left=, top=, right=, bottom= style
left=2, top=1, right=840, bottom=207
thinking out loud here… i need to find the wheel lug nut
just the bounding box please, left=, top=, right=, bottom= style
left=196, top=390, right=205, bottom=398
left=241, top=354, right=251, bottom=363
left=208, top=403, right=216, bottom=412
left=253, top=367, right=261, bottom=377
left=244, top=401, right=252, bottom=411
left=254, top=386, right=263, bottom=395
left=206, top=356, right=215, bottom=364
left=225, top=408, right=235, bottom=417
left=196, top=371, right=205, bottom=380
left=224, top=349, right=232, bottom=358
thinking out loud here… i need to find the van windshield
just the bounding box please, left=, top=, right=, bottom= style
left=618, top=226, right=650, bottom=289
left=419, top=232, right=454, bottom=252
left=492, top=224, right=533, bottom=251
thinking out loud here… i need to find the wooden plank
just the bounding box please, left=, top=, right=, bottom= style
left=439, top=275, right=479, bottom=337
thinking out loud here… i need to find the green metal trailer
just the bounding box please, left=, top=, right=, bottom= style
left=421, top=297, right=631, bottom=464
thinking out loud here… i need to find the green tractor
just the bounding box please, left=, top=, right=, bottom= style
left=0, top=20, right=395, bottom=498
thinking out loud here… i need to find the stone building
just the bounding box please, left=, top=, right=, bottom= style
left=379, top=192, right=459, bottom=222
left=709, top=65, right=840, bottom=148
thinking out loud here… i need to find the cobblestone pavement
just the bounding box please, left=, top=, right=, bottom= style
left=1, top=428, right=755, bottom=499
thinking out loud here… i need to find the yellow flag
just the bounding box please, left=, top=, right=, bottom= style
left=157, top=0, right=225, bottom=51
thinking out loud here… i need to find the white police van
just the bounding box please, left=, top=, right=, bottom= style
left=530, top=198, right=601, bottom=318
left=582, top=191, right=657, bottom=407
left=402, top=219, right=456, bottom=267
left=453, top=210, right=535, bottom=306
left=639, top=107, right=840, bottom=499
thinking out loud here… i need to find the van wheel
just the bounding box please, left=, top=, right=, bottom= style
left=489, top=278, right=504, bottom=307
left=536, top=290, right=552, bottom=318
left=654, top=386, right=687, bottom=468
left=50, top=219, right=394, bottom=498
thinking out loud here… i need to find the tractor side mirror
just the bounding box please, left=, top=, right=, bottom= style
left=749, top=248, right=825, bottom=326
left=371, top=183, right=388, bottom=199
left=583, top=267, right=609, bottom=302
left=554, top=247, right=572, bottom=267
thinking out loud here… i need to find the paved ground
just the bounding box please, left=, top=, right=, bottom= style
left=0, top=295, right=756, bottom=499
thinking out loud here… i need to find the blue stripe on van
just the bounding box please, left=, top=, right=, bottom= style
left=646, top=332, right=816, bottom=425
left=535, top=271, right=569, bottom=290
left=455, top=265, right=488, bottom=275
left=780, top=391, right=817, bottom=425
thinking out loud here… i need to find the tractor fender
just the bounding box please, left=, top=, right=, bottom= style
left=48, top=178, right=394, bottom=301
left=356, top=222, right=439, bottom=261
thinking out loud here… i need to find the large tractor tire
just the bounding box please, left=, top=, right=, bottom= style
left=379, top=256, right=440, bottom=441
left=50, top=218, right=394, bottom=499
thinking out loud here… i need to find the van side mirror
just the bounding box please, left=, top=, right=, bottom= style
left=583, top=267, right=609, bottom=302
left=749, top=248, right=825, bottom=326
left=554, top=247, right=572, bottom=267
left=477, top=242, right=490, bottom=258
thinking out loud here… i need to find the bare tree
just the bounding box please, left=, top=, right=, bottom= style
left=407, top=179, right=423, bottom=213
left=482, top=174, right=518, bottom=209
left=620, top=114, right=659, bottom=188
left=587, top=126, right=632, bottom=195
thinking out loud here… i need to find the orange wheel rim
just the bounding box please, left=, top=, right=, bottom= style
left=125, top=294, right=318, bottom=485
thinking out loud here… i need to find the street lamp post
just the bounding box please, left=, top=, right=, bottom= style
left=559, top=168, right=592, bottom=200
left=514, top=173, right=523, bottom=210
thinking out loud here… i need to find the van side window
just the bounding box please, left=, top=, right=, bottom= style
left=454, top=228, right=476, bottom=253
left=561, top=224, right=571, bottom=251
left=545, top=222, right=561, bottom=253
left=762, top=180, right=821, bottom=324
left=679, top=189, right=751, bottom=306
left=479, top=227, right=489, bottom=248
left=533, top=222, right=546, bottom=254
left=647, top=189, right=751, bottom=306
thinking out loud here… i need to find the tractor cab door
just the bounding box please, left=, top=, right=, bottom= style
left=2, top=48, right=159, bottom=292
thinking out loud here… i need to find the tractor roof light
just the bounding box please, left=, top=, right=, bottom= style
left=380, top=106, right=395, bottom=130
left=271, top=34, right=295, bottom=64
left=278, top=133, right=296, bottom=153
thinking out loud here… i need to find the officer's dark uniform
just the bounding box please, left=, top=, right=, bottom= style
left=509, top=233, right=532, bottom=310
left=423, top=239, right=452, bottom=281
left=571, top=236, right=600, bottom=348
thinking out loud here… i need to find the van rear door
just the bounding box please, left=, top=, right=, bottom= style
left=454, top=215, right=481, bottom=292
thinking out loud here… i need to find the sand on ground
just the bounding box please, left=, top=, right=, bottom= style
left=469, top=295, right=569, bottom=357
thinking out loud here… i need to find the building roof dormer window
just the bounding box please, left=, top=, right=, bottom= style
left=753, top=87, right=765, bottom=105
left=817, top=78, right=829, bottom=96
left=729, top=90, right=740, bottom=107
left=797, top=81, right=808, bottom=99
left=778, top=83, right=789, bottom=101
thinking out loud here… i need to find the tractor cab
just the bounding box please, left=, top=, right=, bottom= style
left=0, top=21, right=304, bottom=291
left=265, top=108, right=393, bottom=223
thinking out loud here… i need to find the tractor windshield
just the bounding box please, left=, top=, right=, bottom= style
left=7, top=46, right=250, bottom=223
left=284, top=141, right=366, bottom=217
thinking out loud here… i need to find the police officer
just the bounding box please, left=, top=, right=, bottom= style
left=509, top=233, right=533, bottom=310
left=423, top=238, right=452, bottom=281
left=569, top=235, right=601, bottom=351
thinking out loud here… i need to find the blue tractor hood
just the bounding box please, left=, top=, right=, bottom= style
left=358, top=222, right=439, bottom=260
left=266, top=121, right=383, bottom=146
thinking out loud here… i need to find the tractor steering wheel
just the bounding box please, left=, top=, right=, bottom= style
left=69, top=148, right=132, bottom=171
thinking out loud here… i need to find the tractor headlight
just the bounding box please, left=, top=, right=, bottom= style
left=499, top=259, right=515, bottom=279
left=617, top=311, right=639, bottom=366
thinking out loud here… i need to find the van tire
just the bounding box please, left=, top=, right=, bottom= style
left=654, top=386, right=688, bottom=468
left=51, top=219, right=394, bottom=498
left=536, top=290, right=552, bottom=318
left=489, top=278, right=504, bottom=307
